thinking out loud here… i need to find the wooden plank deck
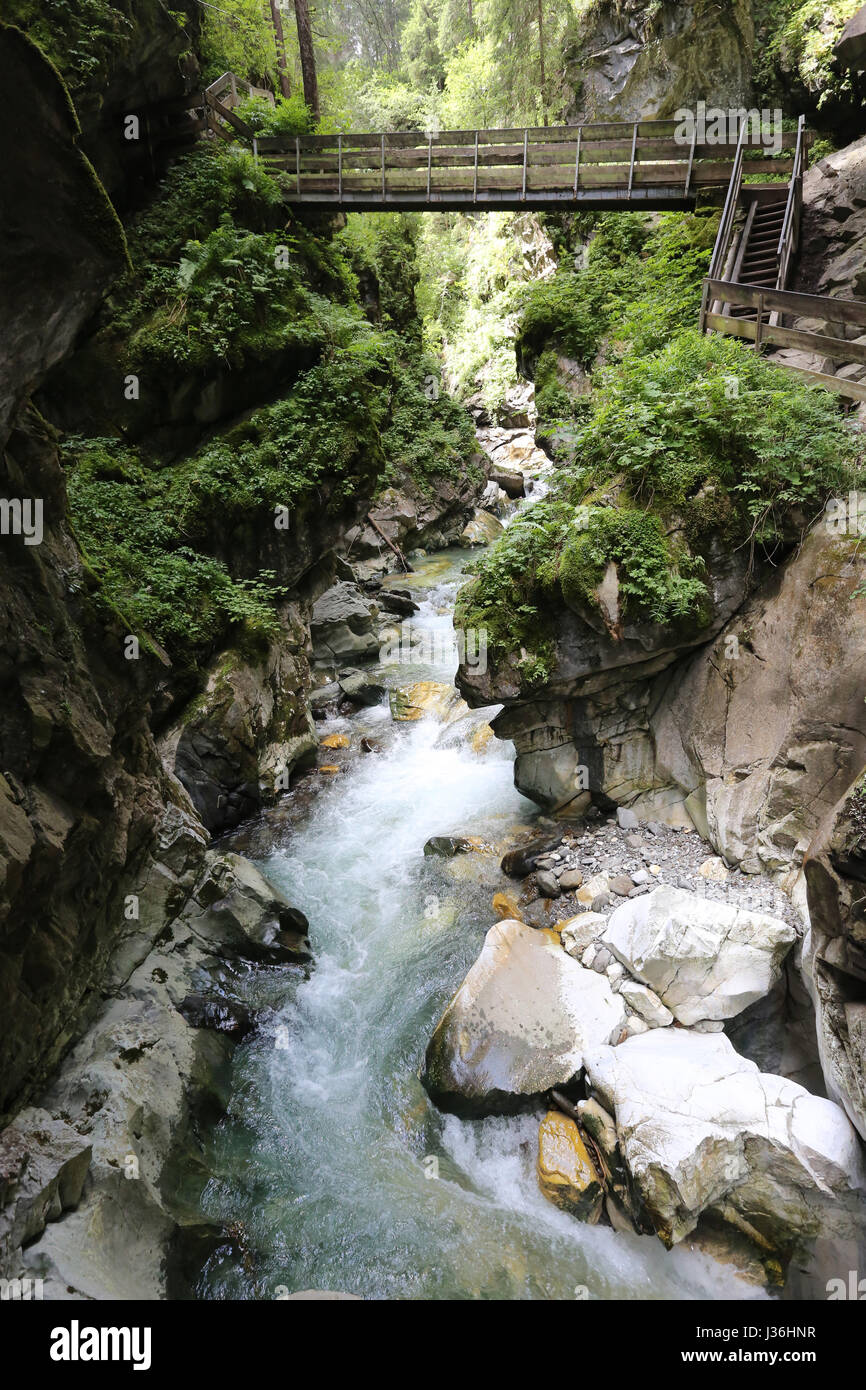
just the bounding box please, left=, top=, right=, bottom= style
left=259, top=122, right=797, bottom=210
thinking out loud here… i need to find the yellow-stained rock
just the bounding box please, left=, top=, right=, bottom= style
left=492, top=891, right=524, bottom=922
left=537, top=1111, right=604, bottom=1222
left=470, top=722, right=495, bottom=754
left=320, top=733, right=350, bottom=749
left=319, top=764, right=340, bottom=775
left=390, top=681, right=466, bottom=724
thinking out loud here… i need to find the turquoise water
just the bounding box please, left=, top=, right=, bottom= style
left=194, top=551, right=763, bottom=1301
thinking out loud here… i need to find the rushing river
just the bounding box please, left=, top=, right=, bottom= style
left=193, top=547, right=763, bottom=1301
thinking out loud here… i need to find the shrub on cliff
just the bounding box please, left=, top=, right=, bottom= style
left=457, top=331, right=863, bottom=680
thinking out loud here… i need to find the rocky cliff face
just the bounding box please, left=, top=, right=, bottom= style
left=805, top=780, right=866, bottom=1141
left=465, top=527, right=866, bottom=886
left=562, top=0, right=753, bottom=121
left=0, top=24, right=319, bottom=1292
left=0, top=24, right=164, bottom=1121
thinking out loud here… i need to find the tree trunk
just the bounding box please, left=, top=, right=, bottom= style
left=536, top=0, right=547, bottom=126
left=293, top=0, right=320, bottom=120
left=269, top=0, right=292, bottom=100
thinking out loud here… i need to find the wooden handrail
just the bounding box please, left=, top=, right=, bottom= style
left=704, top=278, right=866, bottom=328
left=777, top=115, right=806, bottom=262
left=708, top=117, right=748, bottom=282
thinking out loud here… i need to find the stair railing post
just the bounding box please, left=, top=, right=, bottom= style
left=427, top=131, right=432, bottom=200
left=473, top=129, right=479, bottom=204
left=295, top=136, right=301, bottom=195
left=627, top=121, right=639, bottom=198
left=573, top=128, right=582, bottom=198
left=755, top=293, right=765, bottom=351
left=522, top=129, right=528, bottom=202
left=381, top=133, right=386, bottom=202
left=338, top=133, right=342, bottom=202
left=699, top=279, right=709, bottom=335
left=684, top=125, right=697, bottom=201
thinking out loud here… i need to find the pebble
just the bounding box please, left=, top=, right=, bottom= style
left=559, top=868, right=583, bottom=891
left=698, top=855, right=729, bottom=883
left=536, top=870, right=561, bottom=898
left=609, top=875, right=634, bottom=897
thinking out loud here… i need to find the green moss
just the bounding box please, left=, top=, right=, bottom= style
left=560, top=510, right=709, bottom=625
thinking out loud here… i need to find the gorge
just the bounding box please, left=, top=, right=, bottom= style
left=2, top=0, right=866, bottom=1315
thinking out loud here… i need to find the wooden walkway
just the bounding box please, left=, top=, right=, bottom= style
left=188, top=81, right=866, bottom=401
left=192, top=85, right=796, bottom=209
left=257, top=121, right=799, bottom=212
left=701, top=117, right=866, bottom=403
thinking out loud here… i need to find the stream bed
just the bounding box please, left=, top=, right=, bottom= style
left=191, top=547, right=765, bottom=1301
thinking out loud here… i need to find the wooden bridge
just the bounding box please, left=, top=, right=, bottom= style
left=258, top=121, right=797, bottom=213
left=189, top=80, right=866, bottom=401
left=197, top=77, right=797, bottom=211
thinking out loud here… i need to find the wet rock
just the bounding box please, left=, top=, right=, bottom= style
left=186, top=852, right=312, bottom=965
left=501, top=832, right=564, bottom=878
left=492, top=892, right=523, bottom=921
left=461, top=509, right=505, bottom=546
left=178, top=993, right=253, bottom=1041
left=536, top=870, right=561, bottom=898
left=320, top=733, right=350, bottom=750
left=489, top=467, right=525, bottom=498
left=338, top=670, right=386, bottom=707
left=160, top=632, right=317, bottom=834
left=536, top=1110, right=603, bottom=1222
left=423, top=920, right=625, bottom=1115
left=585, top=1030, right=866, bottom=1253
left=424, top=836, right=476, bottom=858
left=390, top=681, right=465, bottom=723
left=311, top=681, right=341, bottom=708
left=311, top=582, right=379, bottom=663
left=377, top=589, right=419, bottom=617
left=603, top=886, right=796, bottom=1025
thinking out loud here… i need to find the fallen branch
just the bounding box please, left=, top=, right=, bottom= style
left=367, top=513, right=412, bottom=572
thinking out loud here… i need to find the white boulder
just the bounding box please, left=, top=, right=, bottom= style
left=423, top=920, right=625, bottom=1114
left=602, top=885, right=796, bottom=1024
left=584, top=1029, right=866, bottom=1249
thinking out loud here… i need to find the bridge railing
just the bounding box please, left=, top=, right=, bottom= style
left=703, top=278, right=866, bottom=402
left=256, top=121, right=798, bottom=207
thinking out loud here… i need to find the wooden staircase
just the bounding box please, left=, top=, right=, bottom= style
left=725, top=196, right=788, bottom=318
left=701, top=115, right=866, bottom=402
